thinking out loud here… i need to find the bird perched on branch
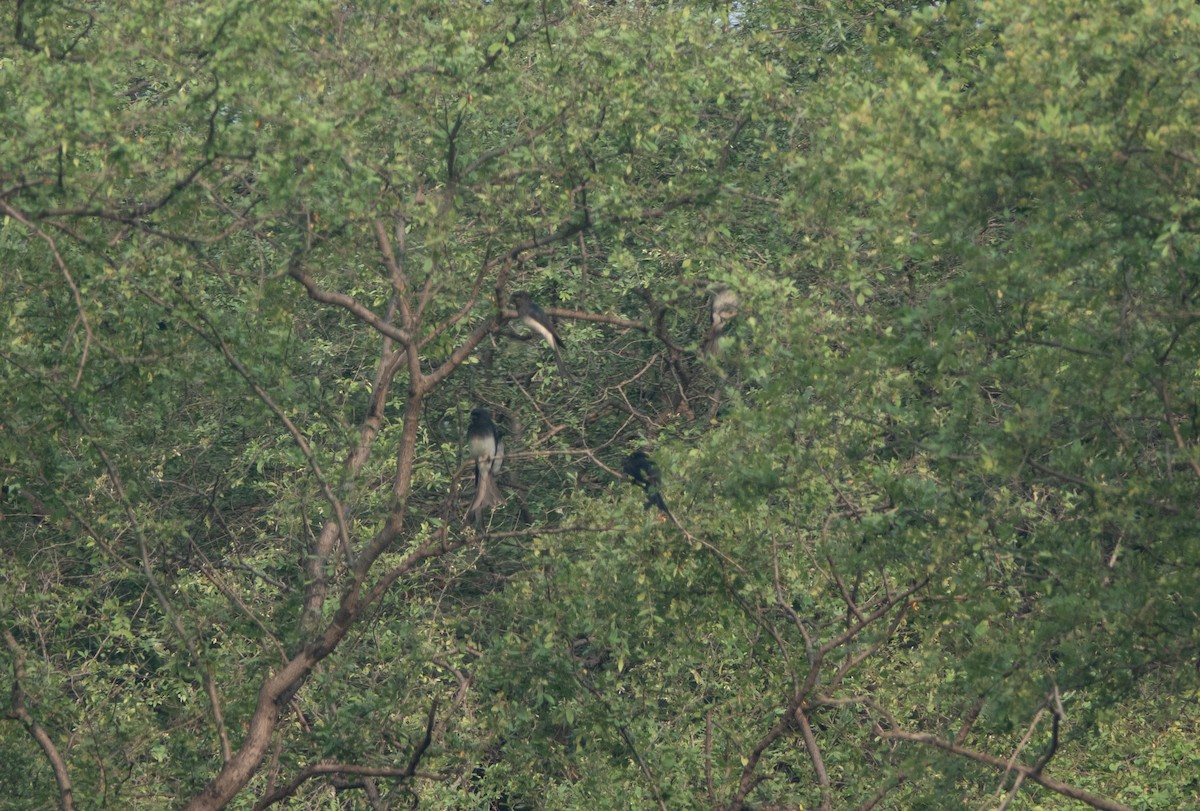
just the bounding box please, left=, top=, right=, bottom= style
left=623, top=450, right=668, bottom=516
left=700, top=285, right=739, bottom=356
left=511, top=291, right=571, bottom=379
left=466, top=408, right=505, bottom=524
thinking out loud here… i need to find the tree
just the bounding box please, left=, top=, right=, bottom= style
left=2, top=0, right=771, bottom=807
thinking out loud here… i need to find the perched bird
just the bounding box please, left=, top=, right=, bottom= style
left=623, top=450, right=668, bottom=515
left=700, top=285, right=739, bottom=356
left=466, top=408, right=505, bottom=524
left=511, top=291, right=571, bottom=379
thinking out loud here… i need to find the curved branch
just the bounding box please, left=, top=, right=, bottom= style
left=252, top=701, right=437, bottom=810
left=301, top=302, right=406, bottom=634
left=4, top=630, right=76, bottom=811
left=371, top=218, right=414, bottom=327
left=287, top=265, right=411, bottom=345
left=730, top=577, right=926, bottom=810
left=416, top=254, right=501, bottom=354
left=729, top=699, right=797, bottom=809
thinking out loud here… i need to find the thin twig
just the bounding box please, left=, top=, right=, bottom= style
left=0, top=201, right=92, bottom=389
left=877, top=727, right=1134, bottom=811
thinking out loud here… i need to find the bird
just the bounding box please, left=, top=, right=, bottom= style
left=700, top=286, right=739, bottom=356
left=511, top=291, right=571, bottom=379
left=622, top=450, right=668, bottom=515
left=466, top=408, right=505, bottom=524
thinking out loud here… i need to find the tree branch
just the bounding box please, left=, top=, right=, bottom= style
left=252, top=701, right=437, bottom=810
left=4, top=630, right=76, bottom=811
left=797, top=707, right=832, bottom=811
left=288, top=264, right=411, bottom=345
left=0, top=200, right=92, bottom=389
left=876, top=726, right=1134, bottom=811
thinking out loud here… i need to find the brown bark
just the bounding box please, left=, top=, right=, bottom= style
left=183, top=343, right=428, bottom=810
left=180, top=178, right=586, bottom=807
left=4, top=630, right=76, bottom=811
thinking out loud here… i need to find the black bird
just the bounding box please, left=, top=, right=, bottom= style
left=466, top=408, right=505, bottom=523
left=700, top=286, right=738, bottom=356
left=511, top=291, right=571, bottom=379
left=623, top=450, right=668, bottom=515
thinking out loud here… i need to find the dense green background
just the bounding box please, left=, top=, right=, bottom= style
left=2, top=1, right=1198, bottom=809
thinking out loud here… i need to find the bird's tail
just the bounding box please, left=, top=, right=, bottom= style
left=552, top=345, right=575, bottom=382
left=467, top=468, right=505, bottom=524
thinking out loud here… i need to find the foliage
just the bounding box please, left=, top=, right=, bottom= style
left=2, top=1, right=1198, bottom=809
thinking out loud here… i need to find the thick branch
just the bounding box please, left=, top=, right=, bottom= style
left=288, top=265, right=411, bottom=345
left=301, top=337, right=406, bottom=634
left=4, top=630, right=76, bottom=811
left=183, top=383, right=428, bottom=811
left=796, top=708, right=831, bottom=811
left=729, top=702, right=795, bottom=809
left=251, top=701, right=437, bottom=810
left=424, top=315, right=504, bottom=389
left=731, top=577, right=926, bottom=809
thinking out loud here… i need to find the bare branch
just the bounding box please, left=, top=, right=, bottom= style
left=826, top=602, right=911, bottom=692
left=252, top=759, right=429, bottom=811
left=540, top=306, right=645, bottom=331
left=1033, top=684, right=1065, bottom=773
left=371, top=218, right=414, bottom=327
left=1154, top=378, right=1200, bottom=479
left=405, top=699, right=438, bottom=778
left=729, top=704, right=794, bottom=809
left=955, top=696, right=987, bottom=746
left=981, top=706, right=1045, bottom=811
left=1026, top=458, right=1094, bottom=490
left=772, top=537, right=815, bottom=662
left=705, top=710, right=716, bottom=807
left=300, top=328, right=406, bottom=633
left=877, top=727, right=1134, bottom=811
left=827, top=556, right=867, bottom=627
left=415, top=256, right=500, bottom=355
left=254, top=699, right=439, bottom=810
left=818, top=579, right=928, bottom=658
left=3, top=630, right=76, bottom=811
left=288, top=264, right=411, bottom=345
left=796, top=708, right=832, bottom=811
left=855, top=774, right=907, bottom=811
